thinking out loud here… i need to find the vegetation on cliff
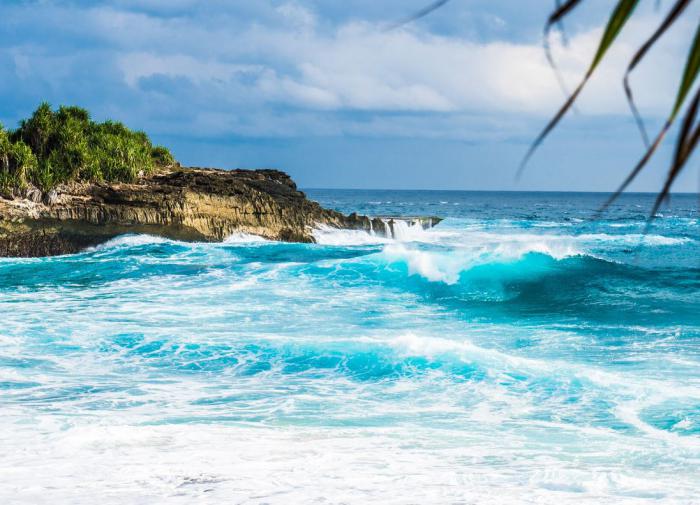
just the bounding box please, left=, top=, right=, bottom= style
left=0, top=103, right=175, bottom=196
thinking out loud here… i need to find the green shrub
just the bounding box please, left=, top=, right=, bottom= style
left=90, top=122, right=155, bottom=182
left=15, top=102, right=56, bottom=160
left=0, top=126, right=39, bottom=193
left=1, top=103, right=176, bottom=193
left=0, top=127, right=14, bottom=191
left=151, top=146, right=175, bottom=166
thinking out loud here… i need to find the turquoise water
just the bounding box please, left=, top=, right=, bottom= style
left=1, top=191, right=698, bottom=504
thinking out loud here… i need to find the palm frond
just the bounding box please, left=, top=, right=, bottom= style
left=553, top=0, right=571, bottom=46
left=392, top=0, right=700, bottom=215
left=543, top=1, right=580, bottom=103
left=623, top=0, right=693, bottom=149
left=548, top=0, right=586, bottom=25
left=519, top=0, right=641, bottom=177
left=649, top=87, right=700, bottom=219
left=600, top=22, right=700, bottom=211
left=386, top=0, right=451, bottom=31
left=672, top=21, right=700, bottom=120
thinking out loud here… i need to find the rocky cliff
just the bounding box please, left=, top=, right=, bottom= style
left=0, top=167, right=440, bottom=257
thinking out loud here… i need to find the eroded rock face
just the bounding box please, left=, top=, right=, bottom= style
left=0, top=168, right=334, bottom=257
left=43, top=189, right=59, bottom=206
left=0, top=167, right=442, bottom=257
left=24, top=186, right=42, bottom=204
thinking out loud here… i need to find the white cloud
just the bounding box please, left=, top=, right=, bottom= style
left=119, top=53, right=263, bottom=87
left=3, top=0, right=698, bottom=139
left=275, top=2, right=317, bottom=33
left=108, top=7, right=694, bottom=119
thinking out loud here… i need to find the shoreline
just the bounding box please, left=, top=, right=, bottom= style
left=0, top=167, right=441, bottom=257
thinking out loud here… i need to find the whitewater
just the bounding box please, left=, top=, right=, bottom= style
left=1, top=190, right=698, bottom=504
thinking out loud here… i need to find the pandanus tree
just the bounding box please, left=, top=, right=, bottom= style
left=400, top=0, right=700, bottom=217
left=0, top=126, right=38, bottom=193
left=0, top=104, right=176, bottom=192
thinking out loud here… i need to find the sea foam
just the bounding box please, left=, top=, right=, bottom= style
left=1, top=191, right=698, bottom=505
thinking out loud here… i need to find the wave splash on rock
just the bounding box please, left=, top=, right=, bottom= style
left=0, top=167, right=441, bottom=257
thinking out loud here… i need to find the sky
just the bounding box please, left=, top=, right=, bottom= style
left=0, top=0, right=698, bottom=192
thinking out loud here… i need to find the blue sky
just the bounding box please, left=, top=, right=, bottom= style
left=0, top=0, right=698, bottom=191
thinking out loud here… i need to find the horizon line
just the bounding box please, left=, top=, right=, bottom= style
left=302, top=188, right=700, bottom=196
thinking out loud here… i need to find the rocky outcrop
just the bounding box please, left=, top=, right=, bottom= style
left=344, top=213, right=442, bottom=239
left=0, top=167, right=441, bottom=257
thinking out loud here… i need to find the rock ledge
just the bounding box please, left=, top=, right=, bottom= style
left=0, top=167, right=441, bottom=257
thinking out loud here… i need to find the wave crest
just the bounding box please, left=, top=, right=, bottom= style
left=380, top=241, right=589, bottom=285
left=313, top=226, right=390, bottom=246
left=223, top=233, right=268, bottom=244
left=90, top=234, right=175, bottom=250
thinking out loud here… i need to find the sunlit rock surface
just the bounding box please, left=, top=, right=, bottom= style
left=0, top=167, right=441, bottom=257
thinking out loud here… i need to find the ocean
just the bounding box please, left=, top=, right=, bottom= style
left=0, top=190, right=698, bottom=504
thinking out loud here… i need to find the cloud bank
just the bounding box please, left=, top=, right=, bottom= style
left=0, top=0, right=697, bottom=190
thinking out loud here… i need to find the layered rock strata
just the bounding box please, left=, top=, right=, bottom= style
left=0, top=167, right=441, bottom=257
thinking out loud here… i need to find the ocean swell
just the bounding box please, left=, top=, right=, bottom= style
left=379, top=241, right=588, bottom=285
left=1, top=191, right=698, bottom=505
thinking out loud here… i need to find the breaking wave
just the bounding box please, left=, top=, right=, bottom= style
left=1, top=190, right=698, bottom=504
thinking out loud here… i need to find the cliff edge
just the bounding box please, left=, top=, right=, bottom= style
left=0, top=167, right=346, bottom=257
left=0, top=167, right=442, bottom=257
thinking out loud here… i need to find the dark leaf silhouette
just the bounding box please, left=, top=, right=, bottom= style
left=544, top=1, right=578, bottom=102
left=649, top=78, right=700, bottom=219
left=519, top=0, right=640, bottom=177
left=386, top=0, right=451, bottom=31
left=398, top=0, right=699, bottom=218
left=548, top=0, right=586, bottom=25
left=553, top=0, right=571, bottom=46
left=600, top=21, right=700, bottom=213
left=672, top=20, right=700, bottom=119
left=623, top=0, right=693, bottom=149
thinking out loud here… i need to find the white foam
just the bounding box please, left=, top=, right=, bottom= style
left=90, top=232, right=267, bottom=251
left=433, top=216, right=693, bottom=245
left=381, top=218, right=431, bottom=241
left=384, top=332, right=556, bottom=373
left=313, top=225, right=390, bottom=246
left=313, top=220, right=458, bottom=246
left=380, top=237, right=585, bottom=285
left=223, top=233, right=268, bottom=244
left=577, top=233, right=693, bottom=246
left=382, top=244, right=469, bottom=284
left=91, top=234, right=173, bottom=250
left=2, top=212, right=698, bottom=505
left=437, top=227, right=692, bottom=250
left=2, top=421, right=695, bottom=505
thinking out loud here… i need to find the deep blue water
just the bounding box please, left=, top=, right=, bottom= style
left=0, top=190, right=698, bottom=504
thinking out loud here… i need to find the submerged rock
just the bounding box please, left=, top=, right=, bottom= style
left=0, top=167, right=441, bottom=257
